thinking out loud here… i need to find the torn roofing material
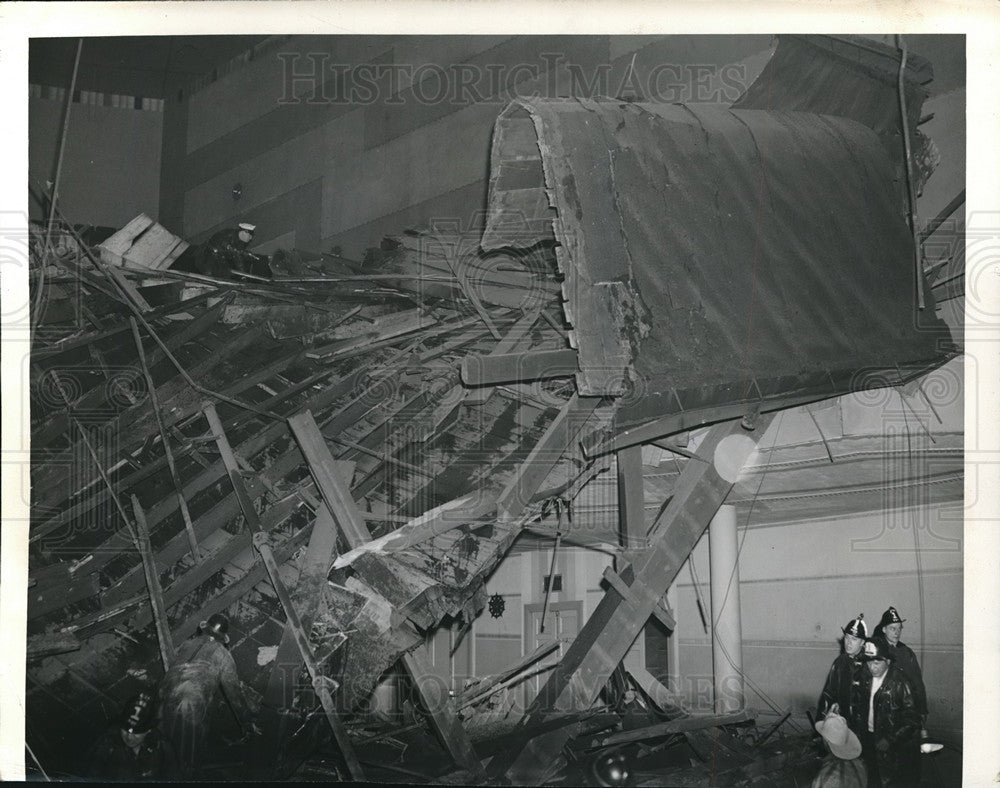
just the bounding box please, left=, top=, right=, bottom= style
left=482, top=96, right=954, bottom=434
left=733, top=34, right=937, bottom=199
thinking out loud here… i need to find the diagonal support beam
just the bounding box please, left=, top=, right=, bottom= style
left=501, top=415, right=774, bottom=783
left=286, top=409, right=486, bottom=780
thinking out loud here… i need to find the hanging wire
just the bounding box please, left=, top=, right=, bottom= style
left=898, top=395, right=927, bottom=668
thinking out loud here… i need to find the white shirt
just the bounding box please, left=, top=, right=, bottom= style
left=868, top=673, right=887, bottom=732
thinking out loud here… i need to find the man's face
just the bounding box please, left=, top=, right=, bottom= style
left=844, top=633, right=864, bottom=656
left=884, top=623, right=902, bottom=645
left=237, top=229, right=253, bottom=244
left=867, top=658, right=889, bottom=678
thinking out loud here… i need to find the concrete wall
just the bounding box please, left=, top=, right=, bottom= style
left=29, top=93, right=162, bottom=227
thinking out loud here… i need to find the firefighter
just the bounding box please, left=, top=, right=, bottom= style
left=872, top=606, right=928, bottom=730
left=157, top=613, right=259, bottom=778
left=855, top=636, right=921, bottom=788
left=817, top=613, right=868, bottom=734
left=180, top=222, right=271, bottom=278
left=87, top=691, right=178, bottom=780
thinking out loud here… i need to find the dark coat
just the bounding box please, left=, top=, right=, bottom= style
left=86, top=726, right=179, bottom=781
left=886, top=640, right=927, bottom=717
left=856, top=665, right=921, bottom=787
left=818, top=650, right=867, bottom=730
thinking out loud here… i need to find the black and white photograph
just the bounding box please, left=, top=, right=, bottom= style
left=2, top=4, right=998, bottom=785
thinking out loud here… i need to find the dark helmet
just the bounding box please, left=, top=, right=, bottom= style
left=586, top=751, right=631, bottom=787
left=199, top=612, right=231, bottom=644
left=863, top=636, right=893, bottom=662
left=122, top=692, right=155, bottom=734
left=879, top=606, right=905, bottom=627
left=842, top=613, right=867, bottom=639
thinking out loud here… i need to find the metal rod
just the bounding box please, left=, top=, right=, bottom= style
left=539, top=505, right=563, bottom=634
left=129, top=318, right=202, bottom=563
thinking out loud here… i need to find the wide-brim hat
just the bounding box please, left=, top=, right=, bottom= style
left=815, top=712, right=862, bottom=760
left=199, top=614, right=230, bottom=644
left=238, top=222, right=256, bottom=233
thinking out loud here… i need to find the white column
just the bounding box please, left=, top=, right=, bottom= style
left=710, top=504, right=744, bottom=713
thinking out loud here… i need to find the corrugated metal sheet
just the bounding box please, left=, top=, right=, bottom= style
left=482, top=97, right=954, bottom=432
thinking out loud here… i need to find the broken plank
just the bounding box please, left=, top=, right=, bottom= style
left=465, top=307, right=542, bottom=405
left=131, top=495, right=175, bottom=670
left=26, top=631, right=82, bottom=661
left=501, top=416, right=774, bottom=783
left=260, top=500, right=344, bottom=725
left=401, top=650, right=486, bottom=779
left=170, top=523, right=312, bottom=642
left=288, top=410, right=369, bottom=550
left=27, top=572, right=99, bottom=620
left=457, top=641, right=560, bottom=706
left=616, top=445, right=646, bottom=551
left=496, top=394, right=600, bottom=521
left=332, top=492, right=496, bottom=569
left=461, top=348, right=578, bottom=386
left=599, top=710, right=755, bottom=747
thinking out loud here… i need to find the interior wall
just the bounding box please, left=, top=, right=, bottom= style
left=28, top=93, right=162, bottom=228
left=674, top=504, right=963, bottom=742
left=168, top=34, right=779, bottom=255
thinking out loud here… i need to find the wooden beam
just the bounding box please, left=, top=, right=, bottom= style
left=401, top=650, right=487, bottom=780
left=616, top=445, right=646, bottom=552
left=501, top=415, right=774, bottom=783
left=602, top=567, right=675, bottom=630
left=598, top=709, right=755, bottom=747
left=131, top=495, right=175, bottom=671
left=258, top=501, right=343, bottom=763
left=288, top=410, right=370, bottom=549
left=465, top=308, right=541, bottom=405
left=286, top=410, right=484, bottom=777
left=461, top=348, right=578, bottom=386
left=496, top=394, right=600, bottom=521
left=206, top=404, right=364, bottom=780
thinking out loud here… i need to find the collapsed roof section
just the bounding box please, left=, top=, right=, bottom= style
left=482, top=37, right=955, bottom=439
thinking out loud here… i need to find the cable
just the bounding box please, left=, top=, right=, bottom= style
left=899, top=393, right=927, bottom=670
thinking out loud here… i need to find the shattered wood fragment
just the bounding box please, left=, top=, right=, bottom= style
left=333, top=492, right=497, bottom=569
